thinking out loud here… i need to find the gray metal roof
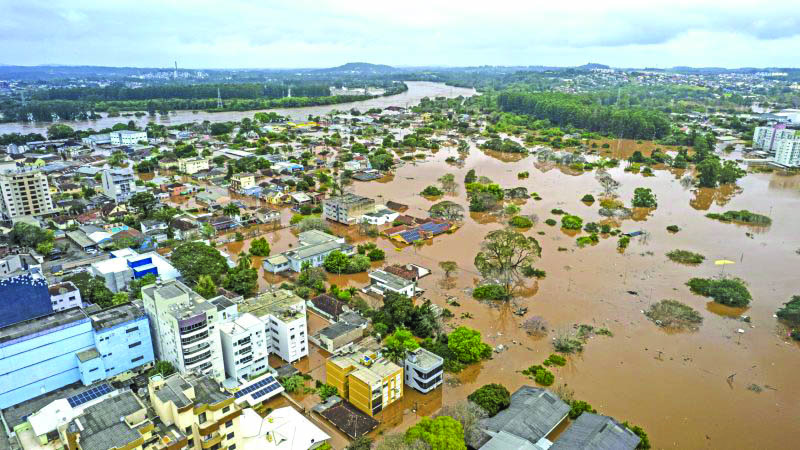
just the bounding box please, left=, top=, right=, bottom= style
left=481, top=430, right=541, bottom=450
left=319, top=322, right=359, bottom=340
left=474, top=386, right=569, bottom=449
left=69, top=391, right=144, bottom=450
left=551, top=413, right=641, bottom=450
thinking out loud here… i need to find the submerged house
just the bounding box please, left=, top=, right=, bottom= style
left=263, top=230, right=353, bottom=273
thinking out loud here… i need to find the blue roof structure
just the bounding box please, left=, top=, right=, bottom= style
left=67, top=383, right=113, bottom=407
left=234, top=375, right=279, bottom=399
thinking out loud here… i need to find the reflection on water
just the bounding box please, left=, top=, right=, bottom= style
left=705, top=301, right=750, bottom=318
left=689, top=184, right=742, bottom=210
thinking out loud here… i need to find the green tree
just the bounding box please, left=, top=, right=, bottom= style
left=224, top=255, right=258, bottom=296
left=222, top=203, right=240, bottom=218
left=323, top=250, right=350, bottom=273
left=464, top=169, right=477, bottom=184
left=718, top=160, right=746, bottom=185
left=195, top=275, right=218, bottom=299
left=9, top=222, right=53, bottom=248
left=346, top=436, right=374, bottom=450
left=696, top=157, right=722, bottom=188
left=47, top=124, right=75, bottom=140
left=36, top=241, right=54, bottom=256
left=249, top=237, right=271, bottom=256
left=112, top=292, right=130, bottom=305
left=561, top=215, right=583, bottom=230
left=467, top=384, right=510, bottom=417
left=64, top=272, right=114, bottom=307
left=129, top=192, right=158, bottom=218
left=171, top=242, right=229, bottom=285
left=405, top=416, right=466, bottom=450
left=148, top=360, right=176, bottom=377
left=631, top=187, right=657, bottom=208
left=776, top=296, right=800, bottom=326
left=439, top=261, right=458, bottom=278
left=474, top=229, right=541, bottom=298
left=448, top=326, right=492, bottom=364
left=383, top=328, right=420, bottom=363
left=128, top=273, right=157, bottom=300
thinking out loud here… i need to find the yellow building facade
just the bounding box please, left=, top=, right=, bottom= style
left=326, top=350, right=403, bottom=417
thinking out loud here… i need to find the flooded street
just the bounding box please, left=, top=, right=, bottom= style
left=0, top=81, right=475, bottom=135
left=339, top=143, right=800, bottom=448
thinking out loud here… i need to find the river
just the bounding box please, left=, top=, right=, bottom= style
left=0, top=81, right=476, bottom=135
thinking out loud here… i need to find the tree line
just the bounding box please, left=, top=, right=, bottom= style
left=496, top=91, right=671, bottom=140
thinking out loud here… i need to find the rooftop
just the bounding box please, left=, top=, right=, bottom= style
left=1, top=381, right=113, bottom=430
left=298, top=229, right=340, bottom=246
left=319, top=322, right=360, bottom=340
left=89, top=302, right=145, bottom=331
left=68, top=391, right=145, bottom=450
left=329, top=349, right=401, bottom=386
left=153, top=373, right=231, bottom=409
left=0, top=307, right=88, bottom=345
left=369, top=269, right=414, bottom=291
left=48, top=281, right=79, bottom=296
left=317, top=400, right=379, bottom=439
left=237, top=289, right=305, bottom=321
left=405, top=348, right=444, bottom=371
left=324, top=193, right=374, bottom=208
left=551, top=413, right=641, bottom=450
left=285, top=240, right=351, bottom=261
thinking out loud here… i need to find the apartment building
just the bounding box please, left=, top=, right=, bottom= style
left=326, top=348, right=403, bottom=417
left=404, top=348, right=444, bottom=393
left=101, top=167, right=137, bottom=203
left=322, top=193, right=375, bottom=225
left=110, top=130, right=147, bottom=146
left=0, top=303, right=155, bottom=409
left=238, top=289, right=308, bottom=363
left=141, top=280, right=227, bottom=381
left=0, top=167, right=55, bottom=221
left=229, top=173, right=257, bottom=191
left=178, top=157, right=211, bottom=175
left=219, top=313, right=269, bottom=380
left=774, top=137, right=800, bottom=167
left=753, top=124, right=798, bottom=153
left=149, top=372, right=243, bottom=450
left=48, top=281, right=83, bottom=311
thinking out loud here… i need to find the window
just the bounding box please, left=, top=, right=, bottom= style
left=222, top=406, right=230, bottom=413
left=198, top=412, right=207, bottom=423
left=126, top=327, right=138, bottom=333
left=89, top=367, right=98, bottom=372
left=131, top=356, right=144, bottom=363
left=129, top=341, right=141, bottom=348
left=185, top=426, right=192, bottom=435
left=227, top=432, right=234, bottom=440
left=229, top=445, right=236, bottom=450
left=225, top=420, right=233, bottom=428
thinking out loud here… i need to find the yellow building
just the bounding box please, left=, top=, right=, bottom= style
left=326, top=349, right=403, bottom=417
left=229, top=173, right=257, bottom=192
left=149, top=373, right=243, bottom=450
left=178, top=157, right=211, bottom=175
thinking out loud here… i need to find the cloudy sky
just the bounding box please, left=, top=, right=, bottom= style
left=2, top=0, right=799, bottom=69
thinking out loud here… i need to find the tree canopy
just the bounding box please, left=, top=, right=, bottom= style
left=170, top=242, right=229, bottom=285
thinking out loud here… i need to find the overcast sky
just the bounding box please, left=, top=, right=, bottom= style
left=2, top=0, right=799, bottom=69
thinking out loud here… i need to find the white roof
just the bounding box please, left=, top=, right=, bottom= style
left=241, top=407, right=330, bottom=450
left=29, top=399, right=74, bottom=437
left=87, top=231, right=112, bottom=243
left=219, top=313, right=263, bottom=336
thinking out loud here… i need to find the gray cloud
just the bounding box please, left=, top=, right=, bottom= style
left=0, top=0, right=799, bottom=68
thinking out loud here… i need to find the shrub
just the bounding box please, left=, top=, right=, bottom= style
left=569, top=400, right=597, bottom=419
left=687, top=277, right=752, bottom=307
left=632, top=187, right=657, bottom=208
left=776, top=295, right=800, bottom=326
left=645, top=299, right=704, bottom=330
left=553, top=331, right=584, bottom=354
left=666, top=250, right=705, bottom=265
left=522, top=316, right=548, bottom=335
left=543, top=354, right=566, bottom=366
left=545, top=218, right=557, bottom=226
left=706, top=210, right=771, bottom=226
left=576, top=233, right=599, bottom=247
left=468, top=384, right=511, bottom=417
left=581, top=194, right=595, bottom=203
left=521, top=266, right=546, bottom=278
left=617, top=235, right=630, bottom=249
left=583, top=222, right=599, bottom=233
left=521, top=365, right=555, bottom=386
left=517, top=171, right=529, bottom=179
left=473, top=284, right=509, bottom=301
left=509, top=215, right=534, bottom=228
left=666, top=225, right=680, bottom=233
left=421, top=185, right=444, bottom=196
left=622, top=422, right=651, bottom=450
left=550, top=208, right=566, bottom=215
left=561, top=214, right=583, bottom=230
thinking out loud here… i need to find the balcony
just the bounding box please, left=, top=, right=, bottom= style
left=201, top=431, right=222, bottom=449
left=185, top=350, right=212, bottom=366
left=184, top=341, right=211, bottom=356
left=181, top=330, right=209, bottom=346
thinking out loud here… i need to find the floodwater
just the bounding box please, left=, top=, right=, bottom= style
left=335, top=143, right=799, bottom=448
left=0, top=81, right=476, bottom=135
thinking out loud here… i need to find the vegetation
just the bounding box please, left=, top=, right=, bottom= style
left=581, top=194, right=595, bottom=204
left=372, top=293, right=439, bottom=338
left=706, top=210, right=771, bottom=226
left=473, top=284, right=509, bottom=301
left=543, top=354, right=567, bottom=366
left=323, top=250, right=371, bottom=274
left=509, top=215, right=534, bottom=228
left=421, top=185, right=444, bottom=196
left=632, top=187, right=657, bottom=208
left=521, top=364, right=555, bottom=386
left=622, top=422, right=652, bottom=450
left=696, top=158, right=746, bottom=188
left=666, top=225, right=680, bottom=233
left=474, top=228, right=541, bottom=298
left=429, top=200, right=465, bottom=221
left=63, top=272, right=114, bottom=307
left=439, top=261, right=458, bottom=278
left=248, top=237, right=271, bottom=256
left=561, top=214, right=583, bottom=230
left=666, top=249, right=705, bottom=265
left=357, top=242, right=385, bottom=261
left=404, top=416, right=466, bottom=450
left=569, top=400, right=597, bottom=419
left=776, top=296, right=800, bottom=336
left=645, top=300, right=704, bottom=330
left=195, top=275, right=218, bottom=299
left=345, top=437, right=374, bottom=450
left=316, top=383, right=339, bottom=401
left=544, top=218, right=557, bottom=226
left=448, top=326, right=493, bottom=364
left=382, top=328, right=420, bottom=363
left=687, top=277, right=752, bottom=307
left=223, top=255, right=258, bottom=297
left=147, top=360, right=176, bottom=378
left=171, top=242, right=229, bottom=285
left=468, top=384, right=511, bottom=417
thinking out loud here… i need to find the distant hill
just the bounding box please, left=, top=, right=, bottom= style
left=316, top=62, right=400, bottom=74
left=576, top=63, right=610, bottom=71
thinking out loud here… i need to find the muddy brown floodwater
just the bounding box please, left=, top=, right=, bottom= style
left=333, top=143, right=799, bottom=449
left=216, top=141, right=797, bottom=447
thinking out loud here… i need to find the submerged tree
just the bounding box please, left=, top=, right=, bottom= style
left=474, top=228, right=541, bottom=298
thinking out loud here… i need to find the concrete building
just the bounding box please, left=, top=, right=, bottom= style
left=49, top=281, right=83, bottom=311
left=219, top=313, right=270, bottom=381
left=81, top=133, right=111, bottom=146
left=0, top=167, right=56, bottom=221
left=101, top=167, right=137, bottom=203
left=364, top=269, right=418, bottom=297
left=773, top=138, right=800, bottom=167
left=403, top=348, right=443, bottom=394
left=0, top=268, right=52, bottom=328
left=149, top=372, right=243, bottom=450
left=91, top=248, right=181, bottom=293
left=0, top=303, right=155, bottom=409
left=238, top=289, right=308, bottom=363
left=109, top=130, right=147, bottom=146
left=230, top=173, right=257, bottom=191
left=263, top=230, right=353, bottom=273
left=323, top=193, right=375, bottom=225
left=753, top=124, right=798, bottom=153
left=178, top=157, right=211, bottom=175
left=312, top=322, right=362, bottom=355
left=326, top=348, right=403, bottom=417
left=358, top=207, right=399, bottom=225
left=141, top=280, right=229, bottom=381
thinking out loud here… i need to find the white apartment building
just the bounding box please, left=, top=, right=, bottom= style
left=0, top=167, right=55, bottom=221
left=48, top=281, right=82, bottom=311
left=753, top=125, right=798, bottom=153
left=109, top=130, right=147, bottom=146
left=141, top=280, right=228, bottom=381
left=101, top=167, right=137, bottom=203
left=322, top=193, right=375, bottom=225
left=238, top=289, right=308, bottom=363
left=774, top=138, right=800, bottom=167
left=219, top=313, right=269, bottom=380
left=177, top=157, right=210, bottom=175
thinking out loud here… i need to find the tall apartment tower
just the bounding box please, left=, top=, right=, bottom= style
left=0, top=167, right=55, bottom=221
left=141, top=280, right=231, bottom=381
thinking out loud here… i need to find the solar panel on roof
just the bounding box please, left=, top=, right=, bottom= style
left=234, top=376, right=277, bottom=398
left=67, top=383, right=113, bottom=407
left=250, top=382, right=281, bottom=400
